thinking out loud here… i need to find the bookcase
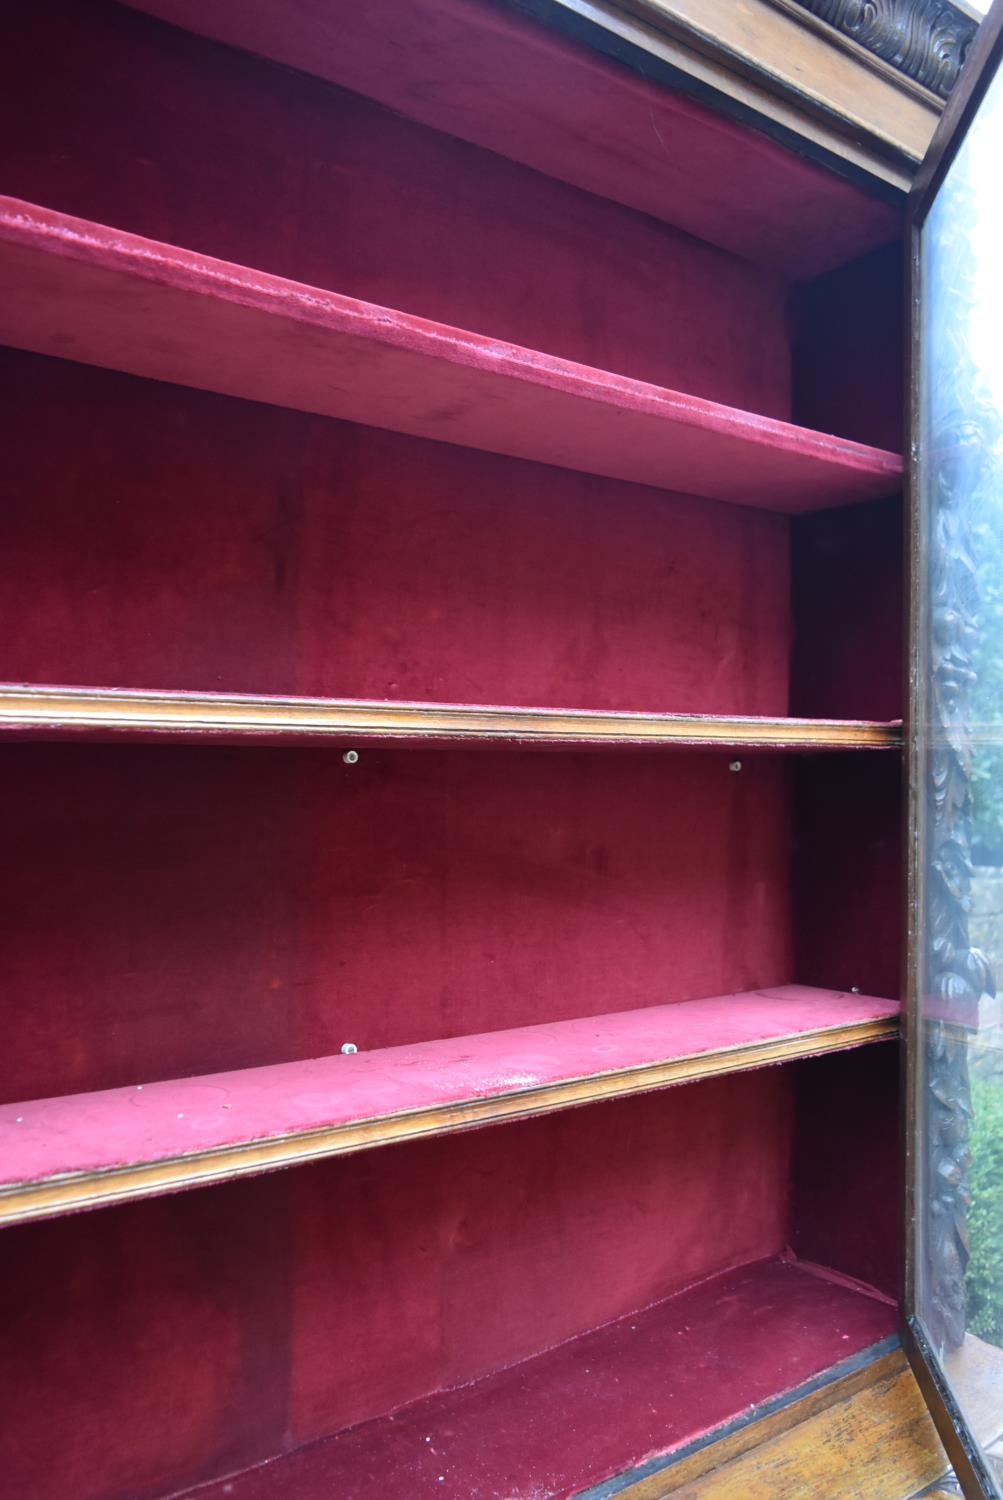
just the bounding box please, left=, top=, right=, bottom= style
left=0, top=1, right=915, bottom=1495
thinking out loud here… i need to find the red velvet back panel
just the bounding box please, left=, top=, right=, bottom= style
left=1, top=351, right=792, bottom=714
left=0, top=0, right=791, bottom=416
left=0, top=741, right=791, bottom=1102
left=0, top=1074, right=793, bottom=1500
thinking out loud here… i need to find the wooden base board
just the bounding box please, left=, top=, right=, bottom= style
left=585, top=1340, right=952, bottom=1499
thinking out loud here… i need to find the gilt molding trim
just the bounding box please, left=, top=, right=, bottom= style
left=790, top=0, right=978, bottom=99
left=563, top=0, right=942, bottom=185
left=0, top=685, right=904, bottom=750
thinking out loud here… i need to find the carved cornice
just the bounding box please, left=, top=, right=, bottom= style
left=792, top=0, right=978, bottom=98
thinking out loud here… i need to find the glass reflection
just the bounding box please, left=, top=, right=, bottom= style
left=918, top=45, right=1003, bottom=1484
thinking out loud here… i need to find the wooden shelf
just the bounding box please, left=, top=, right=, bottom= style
left=0, top=986, right=899, bottom=1225
left=178, top=1258, right=898, bottom=1499
left=0, top=198, right=902, bottom=512
left=0, top=684, right=904, bottom=750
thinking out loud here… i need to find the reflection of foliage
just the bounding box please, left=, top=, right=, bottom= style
left=967, top=1075, right=1003, bottom=1344
left=971, top=484, right=1003, bottom=865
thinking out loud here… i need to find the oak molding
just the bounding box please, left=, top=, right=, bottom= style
left=533, top=0, right=946, bottom=193
left=789, top=0, right=978, bottom=101
left=0, top=685, right=904, bottom=751
left=0, top=1014, right=899, bottom=1226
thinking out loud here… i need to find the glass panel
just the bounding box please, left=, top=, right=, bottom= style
left=916, top=45, right=1003, bottom=1487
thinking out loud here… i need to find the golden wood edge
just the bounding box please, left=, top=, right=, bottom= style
left=0, top=1016, right=899, bottom=1226
left=0, top=690, right=903, bottom=749
left=625, top=0, right=942, bottom=136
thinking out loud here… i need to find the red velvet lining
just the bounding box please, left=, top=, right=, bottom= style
left=122, top=0, right=901, bottom=278
left=0, top=8, right=906, bottom=1498
left=0, top=0, right=793, bottom=415
left=190, top=1260, right=895, bottom=1499
left=1, top=351, right=794, bottom=713
left=0, top=1075, right=799, bottom=1500
left=0, top=743, right=792, bottom=1103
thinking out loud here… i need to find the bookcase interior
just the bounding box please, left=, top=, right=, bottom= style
left=2, top=1051, right=899, bottom=1500
left=0, top=2, right=906, bottom=1497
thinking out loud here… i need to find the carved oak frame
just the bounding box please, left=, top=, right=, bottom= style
left=905, top=4, right=1003, bottom=1494
left=791, top=0, right=978, bottom=99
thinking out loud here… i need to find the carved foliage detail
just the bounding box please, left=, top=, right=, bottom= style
left=922, top=170, right=998, bottom=1353
left=794, top=0, right=976, bottom=97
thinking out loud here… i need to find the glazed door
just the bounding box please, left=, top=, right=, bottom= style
left=908, top=2, right=1003, bottom=1493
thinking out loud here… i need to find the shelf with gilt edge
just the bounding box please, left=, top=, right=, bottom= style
left=0, top=985, right=899, bottom=1225
left=0, top=685, right=904, bottom=750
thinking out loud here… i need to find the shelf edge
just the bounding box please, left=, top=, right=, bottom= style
left=0, top=687, right=904, bottom=750
left=0, top=197, right=902, bottom=511
left=0, top=1014, right=898, bottom=1226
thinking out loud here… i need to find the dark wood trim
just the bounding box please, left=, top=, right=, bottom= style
left=905, top=1320, right=1001, bottom=1498
left=763, top=0, right=953, bottom=103
left=614, top=0, right=945, bottom=131
left=911, top=0, right=1003, bottom=214
left=787, top=0, right=978, bottom=101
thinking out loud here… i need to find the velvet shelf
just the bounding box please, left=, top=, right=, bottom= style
left=0, top=685, right=904, bottom=750
left=165, top=1257, right=898, bottom=1500
left=0, top=986, right=899, bottom=1225
left=0, top=198, right=903, bottom=513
